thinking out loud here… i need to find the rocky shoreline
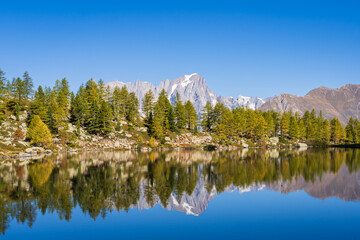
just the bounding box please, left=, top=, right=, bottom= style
left=0, top=134, right=311, bottom=161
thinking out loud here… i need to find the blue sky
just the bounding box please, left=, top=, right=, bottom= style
left=1, top=0, right=359, bottom=98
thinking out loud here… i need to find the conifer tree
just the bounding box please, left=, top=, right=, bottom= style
left=87, top=99, right=100, bottom=134
left=280, top=112, right=289, bottom=137
left=184, top=100, right=197, bottom=131
left=345, top=117, right=355, bottom=143
left=310, top=109, right=317, bottom=123
left=233, top=107, right=246, bottom=138
left=313, top=111, right=324, bottom=141
left=255, top=114, right=267, bottom=140
left=47, top=90, right=61, bottom=132
left=152, top=89, right=171, bottom=138
left=31, top=86, right=48, bottom=122
left=244, top=109, right=256, bottom=139
left=289, top=115, right=299, bottom=139
left=153, top=104, right=165, bottom=138
left=298, top=119, right=306, bottom=139
left=111, top=86, right=122, bottom=121
left=330, top=118, right=343, bottom=144
left=27, top=115, right=52, bottom=147
left=84, top=79, right=100, bottom=132
left=11, top=77, right=27, bottom=107
left=98, top=79, right=105, bottom=100
left=98, top=100, right=113, bottom=135
left=168, top=104, right=176, bottom=132
left=52, top=78, right=71, bottom=128
left=302, top=110, right=310, bottom=131
left=272, top=111, right=280, bottom=136
left=70, top=85, right=87, bottom=126
left=263, top=111, right=275, bottom=137
left=119, top=86, right=129, bottom=118
left=212, top=102, right=227, bottom=124
left=142, top=89, right=155, bottom=118
left=57, top=78, right=70, bottom=111
left=201, top=101, right=214, bottom=132
left=126, top=92, right=139, bottom=123
left=174, top=92, right=186, bottom=131
left=22, top=71, right=34, bottom=99
left=142, top=89, right=155, bottom=133
left=213, top=107, right=233, bottom=143
left=320, top=119, right=331, bottom=142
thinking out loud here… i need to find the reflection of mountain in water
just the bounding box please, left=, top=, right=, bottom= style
left=270, top=165, right=360, bottom=201
left=1, top=148, right=360, bottom=233
left=135, top=179, right=265, bottom=216
left=135, top=178, right=217, bottom=216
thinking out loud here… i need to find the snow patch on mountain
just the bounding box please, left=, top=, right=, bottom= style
left=182, top=202, right=198, bottom=216
left=181, top=73, right=196, bottom=88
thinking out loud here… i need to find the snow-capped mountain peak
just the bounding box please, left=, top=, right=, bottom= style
left=180, top=73, right=198, bottom=88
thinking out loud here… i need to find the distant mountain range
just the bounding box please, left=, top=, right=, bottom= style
left=105, top=73, right=270, bottom=113
left=106, top=73, right=360, bottom=124
left=260, top=84, right=360, bottom=124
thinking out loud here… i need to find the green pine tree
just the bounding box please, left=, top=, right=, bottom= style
left=174, top=92, right=186, bottom=131
left=31, top=86, right=48, bottom=122
left=22, top=71, right=34, bottom=99
left=201, top=101, right=214, bottom=132
left=98, top=100, right=113, bottom=135
left=289, top=115, right=299, bottom=139
left=126, top=92, right=139, bottom=123
left=280, top=112, right=289, bottom=137
left=11, top=77, right=27, bottom=107
left=184, top=100, right=197, bottom=131
left=142, top=89, right=155, bottom=134
left=330, top=117, right=343, bottom=144
left=345, top=117, right=355, bottom=143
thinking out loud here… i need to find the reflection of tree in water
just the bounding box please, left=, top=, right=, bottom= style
left=0, top=198, right=11, bottom=235
left=0, top=148, right=359, bottom=234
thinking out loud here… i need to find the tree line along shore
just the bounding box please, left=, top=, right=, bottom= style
left=0, top=69, right=360, bottom=157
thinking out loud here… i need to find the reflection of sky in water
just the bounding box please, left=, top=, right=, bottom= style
left=6, top=190, right=360, bottom=240
left=2, top=149, right=360, bottom=239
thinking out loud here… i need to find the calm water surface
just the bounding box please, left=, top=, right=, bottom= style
left=1, top=148, right=360, bottom=239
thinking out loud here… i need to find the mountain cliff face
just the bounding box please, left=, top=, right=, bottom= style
left=260, top=84, right=360, bottom=124
left=105, top=73, right=268, bottom=113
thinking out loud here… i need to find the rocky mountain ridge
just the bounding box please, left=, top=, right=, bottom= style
left=105, top=73, right=268, bottom=113
left=260, top=84, right=360, bottom=124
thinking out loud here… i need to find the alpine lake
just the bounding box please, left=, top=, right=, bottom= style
left=1, top=148, right=360, bottom=239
